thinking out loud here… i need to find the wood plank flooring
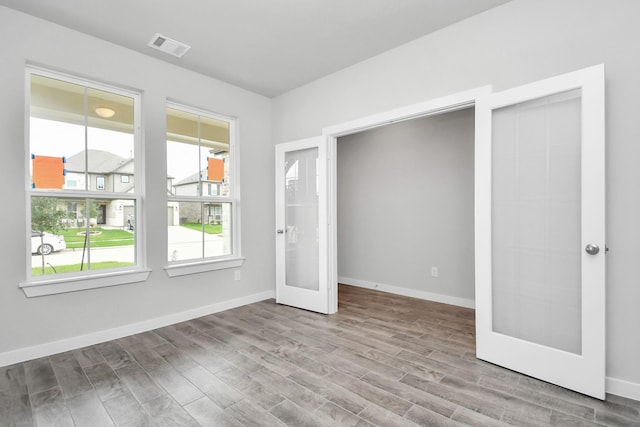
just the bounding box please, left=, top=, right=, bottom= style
left=1, top=284, right=639, bottom=426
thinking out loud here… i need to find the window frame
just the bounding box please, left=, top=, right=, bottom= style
left=96, top=176, right=106, bottom=190
left=165, top=101, right=243, bottom=276
left=20, top=66, right=149, bottom=297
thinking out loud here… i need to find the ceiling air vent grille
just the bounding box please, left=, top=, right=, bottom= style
left=147, top=33, right=191, bottom=58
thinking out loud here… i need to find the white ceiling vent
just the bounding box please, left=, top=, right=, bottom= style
left=147, top=33, right=191, bottom=58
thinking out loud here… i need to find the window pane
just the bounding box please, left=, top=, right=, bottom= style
left=204, top=203, right=232, bottom=258
left=168, top=140, right=209, bottom=197
left=30, top=75, right=85, bottom=190
left=167, top=107, right=198, bottom=141
left=167, top=107, right=231, bottom=198
left=31, top=197, right=135, bottom=277
left=167, top=109, right=200, bottom=195
left=167, top=202, right=232, bottom=262
left=201, top=115, right=230, bottom=197
left=87, top=87, right=135, bottom=193
left=30, top=75, right=137, bottom=193
left=168, top=201, right=203, bottom=262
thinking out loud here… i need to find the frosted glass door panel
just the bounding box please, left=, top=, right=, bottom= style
left=492, top=89, right=582, bottom=354
left=285, top=147, right=319, bottom=291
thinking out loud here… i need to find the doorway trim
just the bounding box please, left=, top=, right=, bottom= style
left=321, top=86, right=492, bottom=313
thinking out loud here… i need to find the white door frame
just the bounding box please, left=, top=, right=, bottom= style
left=322, top=86, right=492, bottom=313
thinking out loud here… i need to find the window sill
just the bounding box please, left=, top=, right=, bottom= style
left=165, top=257, right=244, bottom=277
left=19, top=269, right=151, bottom=297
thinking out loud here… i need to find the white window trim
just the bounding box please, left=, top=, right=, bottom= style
left=22, top=66, right=146, bottom=297
left=165, top=101, right=242, bottom=276
left=165, top=257, right=244, bottom=277
left=20, top=269, right=151, bottom=297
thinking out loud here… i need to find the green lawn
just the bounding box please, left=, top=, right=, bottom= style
left=181, top=222, right=222, bottom=234
left=32, top=261, right=134, bottom=276
left=59, top=227, right=134, bottom=248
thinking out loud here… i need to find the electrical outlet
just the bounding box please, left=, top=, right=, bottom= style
left=234, top=270, right=241, bottom=281
left=431, top=267, right=438, bottom=277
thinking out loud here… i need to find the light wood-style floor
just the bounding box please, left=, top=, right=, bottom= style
left=1, top=284, right=639, bottom=426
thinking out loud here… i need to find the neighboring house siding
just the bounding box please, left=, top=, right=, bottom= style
left=174, top=182, right=200, bottom=197
left=178, top=202, right=200, bottom=224
left=61, top=150, right=135, bottom=228
left=113, top=175, right=134, bottom=193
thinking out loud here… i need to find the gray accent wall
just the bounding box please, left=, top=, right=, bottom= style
left=337, top=109, right=474, bottom=302
left=274, top=0, right=640, bottom=395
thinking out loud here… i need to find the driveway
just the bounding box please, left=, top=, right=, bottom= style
left=168, top=225, right=226, bottom=261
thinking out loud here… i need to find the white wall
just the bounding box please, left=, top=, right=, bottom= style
left=0, top=7, right=274, bottom=360
left=337, top=109, right=475, bottom=305
left=274, top=0, right=640, bottom=398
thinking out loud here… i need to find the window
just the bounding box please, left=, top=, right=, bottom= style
left=166, top=103, right=241, bottom=274
left=22, top=68, right=148, bottom=296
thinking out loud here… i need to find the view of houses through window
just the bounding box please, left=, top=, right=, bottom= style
left=166, top=105, right=234, bottom=263
left=26, top=70, right=237, bottom=283
left=28, top=71, right=139, bottom=278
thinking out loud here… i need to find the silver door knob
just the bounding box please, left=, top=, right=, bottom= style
left=585, top=244, right=599, bottom=255
left=276, top=229, right=284, bottom=234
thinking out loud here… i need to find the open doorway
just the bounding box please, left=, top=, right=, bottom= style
left=336, top=107, right=475, bottom=308
left=319, top=87, right=489, bottom=313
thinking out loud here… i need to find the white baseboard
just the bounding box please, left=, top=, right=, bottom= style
left=0, top=289, right=275, bottom=367
left=606, top=376, right=640, bottom=402
left=339, top=276, right=475, bottom=309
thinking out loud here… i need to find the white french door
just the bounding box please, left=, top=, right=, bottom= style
left=275, top=137, right=329, bottom=314
left=475, top=65, right=606, bottom=398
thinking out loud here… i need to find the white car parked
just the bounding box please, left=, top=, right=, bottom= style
left=31, top=231, right=66, bottom=255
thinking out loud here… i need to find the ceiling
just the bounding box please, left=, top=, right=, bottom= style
left=0, top=0, right=511, bottom=97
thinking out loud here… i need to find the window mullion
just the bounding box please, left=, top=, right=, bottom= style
left=83, top=197, right=90, bottom=270
left=201, top=202, right=205, bottom=259
left=83, top=87, right=89, bottom=192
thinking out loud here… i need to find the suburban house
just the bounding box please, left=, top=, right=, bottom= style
left=1, top=1, right=639, bottom=426
left=170, top=151, right=229, bottom=225
left=63, top=149, right=135, bottom=227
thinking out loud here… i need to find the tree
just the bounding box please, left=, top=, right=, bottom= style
left=76, top=200, right=99, bottom=227
left=31, top=197, right=67, bottom=274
